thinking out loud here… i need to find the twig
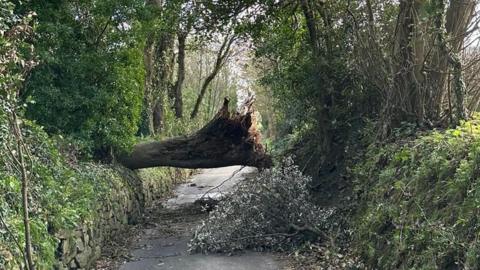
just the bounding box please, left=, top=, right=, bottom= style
left=199, top=166, right=246, bottom=200
left=206, top=232, right=298, bottom=246
left=288, top=223, right=329, bottom=240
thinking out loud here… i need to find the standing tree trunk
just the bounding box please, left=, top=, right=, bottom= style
left=388, top=0, right=426, bottom=126
left=172, top=31, right=187, bottom=118
left=143, top=34, right=172, bottom=136
left=140, top=36, right=155, bottom=135
left=426, top=0, right=474, bottom=123
left=300, top=0, right=319, bottom=55
left=379, top=0, right=475, bottom=133
left=151, top=32, right=175, bottom=134
left=431, top=0, right=475, bottom=123
left=190, top=35, right=235, bottom=119
left=152, top=99, right=165, bottom=133
left=298, top=0, right=342, bottom=182
left=141, top=0, right=175, bottom=135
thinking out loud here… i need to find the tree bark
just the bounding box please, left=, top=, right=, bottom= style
left=435, top=0, right=474, bottom=123
left=139, top=35, right=155, bottom=135
left=390, top=0, right=425, bottom=125
left=427, top=0, right=474, bottom=123
left=151, top=32, right=175, bottom=134
left=190, top=35, right=235, bottom=119
left=121, top=98, right=272, bottom=169
left=141, top=0, right=175, bottom=135
left=172, top=31, right=187, bottom=118
left=300, top=0, right=319, bottom=55
left=152, top=99, right=164, bottom=133
left=377, top=0, right=431, bottom=137
left=365, top=0, right=375, bottom=34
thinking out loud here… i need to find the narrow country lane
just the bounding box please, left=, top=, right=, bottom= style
left=117, top=166, right=286, bottom=270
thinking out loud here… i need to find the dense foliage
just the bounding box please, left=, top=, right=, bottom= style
left=249, top=1, right=381, bottom=183
left=0, top=111, right=114, bottom=268
left=21, top=0, right=146, bottom=155
left=353, top=118, right=480, bottom=269
left=0, top=2, right=188, bottom=268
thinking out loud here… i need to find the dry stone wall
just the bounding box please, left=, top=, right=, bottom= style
left=54, top=167, right=191, bottom=270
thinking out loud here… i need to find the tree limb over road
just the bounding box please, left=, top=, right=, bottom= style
left=120, top=97, right=272, bottom=169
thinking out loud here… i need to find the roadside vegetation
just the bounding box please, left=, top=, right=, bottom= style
left=353, top=118, right=480, bottom=269
left=2, top=0, right=480, bottom=269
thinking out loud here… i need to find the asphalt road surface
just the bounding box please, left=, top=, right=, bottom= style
left=119, top=166, right=285, bottom=270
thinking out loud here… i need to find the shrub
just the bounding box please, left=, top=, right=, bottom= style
left=189, top=157, right=336, bottom=253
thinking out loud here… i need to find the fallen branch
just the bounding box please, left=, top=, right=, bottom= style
left=199, top=165, right=246, bottom=200
left=198, top=232, right=299, bottom=247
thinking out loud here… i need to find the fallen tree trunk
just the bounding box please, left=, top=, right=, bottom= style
left=120, top=98, right=272, bottom=169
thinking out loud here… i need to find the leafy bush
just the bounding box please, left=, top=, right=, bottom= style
left=189, top=158, right=336, bottom=253
left=23, top=0, right=146, bottom=155
left=352, top=117, right=480, bottom=269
